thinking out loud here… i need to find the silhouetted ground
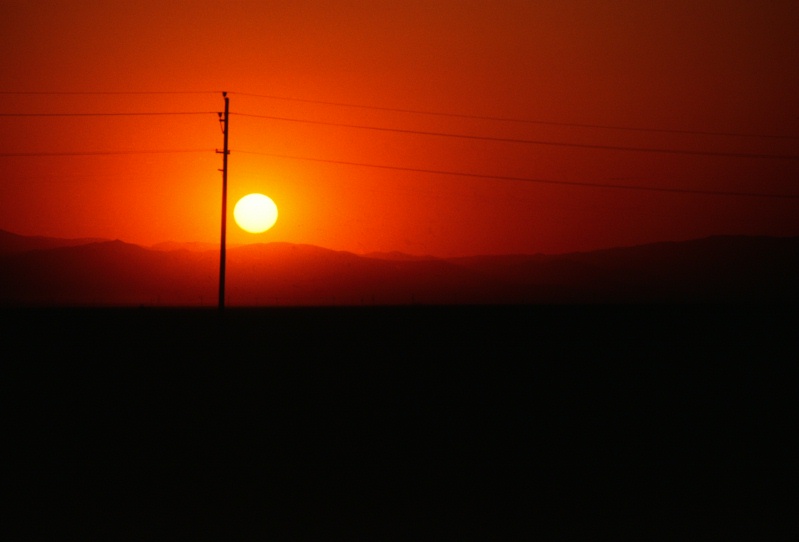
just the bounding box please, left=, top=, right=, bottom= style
left=4, top=306, right=799, bottom=540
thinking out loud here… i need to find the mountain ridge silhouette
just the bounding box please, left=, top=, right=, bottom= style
left=1, top=229, right=797, bottom=305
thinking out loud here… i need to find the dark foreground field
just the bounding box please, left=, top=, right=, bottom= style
left=4, top=306, right=799, bottom=540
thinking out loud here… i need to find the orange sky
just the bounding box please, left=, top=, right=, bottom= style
left=1, top=0, right=798, bottom=256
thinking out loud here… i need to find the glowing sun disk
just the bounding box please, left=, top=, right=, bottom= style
left=234, top=193, right=278, bottom=233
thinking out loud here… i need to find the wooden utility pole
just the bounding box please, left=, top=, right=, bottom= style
left=217, top=92, right=230, bottom=310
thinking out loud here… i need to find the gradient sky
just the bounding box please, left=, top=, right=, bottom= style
left=1, top=0, right=797, bottom=256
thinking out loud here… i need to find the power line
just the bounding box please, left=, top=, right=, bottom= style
left=3, top=92, right=795, bottom=198
left=230, top=91, right=799, bottom=141
left=233, top=112, right=799, bottom=161
left=0, top=149, right=214, bottom=157
left=20, top=109, right=794, bottom=161
left=0, top=91, right=221, bottom=95
left=6, top=89, right=796, bottom=141
left=0, top=112, right=216, bottom=117
left=235, top=149, right=799, bottom=200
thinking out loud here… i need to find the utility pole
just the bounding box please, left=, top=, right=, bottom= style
left=217, top=92, right=230, bottom=310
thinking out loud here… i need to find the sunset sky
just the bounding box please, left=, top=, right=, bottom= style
left=1, top=0, right=797, bottom=257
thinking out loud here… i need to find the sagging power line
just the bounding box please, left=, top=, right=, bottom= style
left=0, top=112, right=216, bottom=117
left=2, top=90, right=798, bottom=200
left=236, top=150, right=799, bottom=200
left=0, top=91, right=221, bottom=95
left=5, top=87, right=797, bottom=140
left=233, top=112, right=799, bottom=161
left=230, top=91, right=799, bottom=141
left=4, top=92, right=797, bottom=160
left=0, top=149, right=213, bottom=157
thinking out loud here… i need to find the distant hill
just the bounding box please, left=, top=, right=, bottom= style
left=1, top=231, right=797, bottom=305
left=0, top=229, right=108, bottom=255
left=448, top=236, right=799, bottom=303
left=150, top=240, right=221, bottom=252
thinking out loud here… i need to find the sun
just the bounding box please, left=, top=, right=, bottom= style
left=233, top=193, right=278, bottom=233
